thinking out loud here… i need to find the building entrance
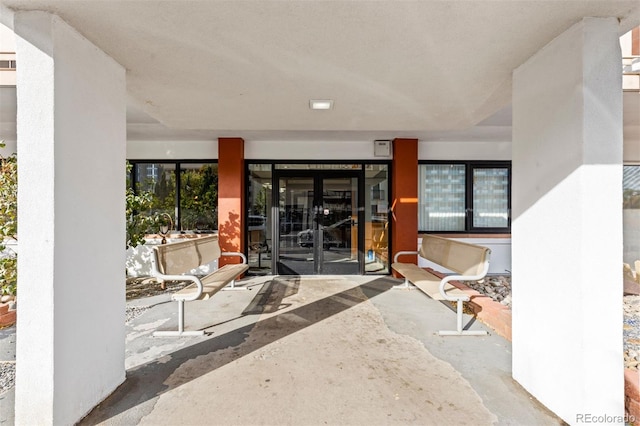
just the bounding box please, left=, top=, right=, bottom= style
left=246, top=163, right=390, bottom=276
left=275, top=172, right=360, bottom=274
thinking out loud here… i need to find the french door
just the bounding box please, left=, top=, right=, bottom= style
left=275, top=171, right=361, bottom=274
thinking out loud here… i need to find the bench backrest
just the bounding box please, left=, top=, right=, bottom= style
left=419, top=235, right=490, bottom=276
left=154, top=235, right=221, bottom=275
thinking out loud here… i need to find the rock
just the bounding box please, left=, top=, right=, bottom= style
left=0, top=362, right=15, bottom=394
left=625, top=278, right=640, bottom=296
left=0, top=295, right=14, bottom=303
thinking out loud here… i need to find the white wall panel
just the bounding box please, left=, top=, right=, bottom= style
left=512, top=17, right=623, bottom=424
left=419, top=141, right=511, bottom=161
left=14, top=12, right=126, bottom=425
left=127, top=139, right=218, bottom=159
left=245, top=139, right=391, bottom=160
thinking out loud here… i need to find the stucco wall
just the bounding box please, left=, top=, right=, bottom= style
left=512, top=17, right=624, bottom=424
left=246, top=139, right=392, bottom=160
left=14, top=12, right=126, bottom=425
left=419, top=140, right=511, bottom=161
left=129, top=138, right=514, bottom=162
left=127, top=139, right=218, bottom=160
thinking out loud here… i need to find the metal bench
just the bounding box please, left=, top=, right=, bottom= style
left=151, top=235, right=249, bottom=337
left=392, top=235, right=491, bottom=336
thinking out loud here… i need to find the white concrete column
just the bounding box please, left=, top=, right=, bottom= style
left=13, top=12, right=126, bottom=425
left=512, top=18, right=623, bottom=424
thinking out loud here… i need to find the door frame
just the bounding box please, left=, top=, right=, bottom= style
left=272, top=169, right=365, bottom=274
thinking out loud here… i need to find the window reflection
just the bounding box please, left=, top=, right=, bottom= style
left=473, top=168, right=509, bottom=229
left=419, top=164, right=466, bottom=231
left=624, top=165, right=640, bottom=265
left=131, top=161, right=218, bottom=232
left=247, top=164, right=273, bottom=274
left=180, top=163, right=218, bottom=231
left=134, top=163, right=176, bottom=226
left=365, top=164, right=389, bottom=274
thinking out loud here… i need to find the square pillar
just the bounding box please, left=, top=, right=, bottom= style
left=391, top=138, right=418, bottom=264
left=512, top=18, right=623, bottom=423
left=218, top=137, right=245, bottom=264
left=14, top=12, right=126, bottom=425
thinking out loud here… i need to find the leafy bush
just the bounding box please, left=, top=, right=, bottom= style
left=0, top=141, right=17, bottom=296
left=0, top=154, right=157, bottom=292
left=126, top=162, right=159, bottom=249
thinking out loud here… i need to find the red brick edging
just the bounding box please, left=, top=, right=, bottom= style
left=425, top=268, right=638, bottom=421
left=625, top=369, right=640, bottom=421
left=424, top=268, right=512, bottom=341
left=0, top=302, right=16, bottom=328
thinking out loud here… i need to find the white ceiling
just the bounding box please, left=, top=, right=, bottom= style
left=0, top=1, right=639, bottom=143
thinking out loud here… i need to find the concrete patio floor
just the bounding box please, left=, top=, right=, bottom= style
left=6, top=275, right=564, bottom=425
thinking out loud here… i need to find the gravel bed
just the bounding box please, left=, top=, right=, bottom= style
left=0, top=362, right=14, bottom=394
left=465, top=276, right=640, bottom=371
left=0, top=305, right=151, bottom=396
left=126, top=277, right=188, bottom=300
left=126, top=305, right=150, bottom=324
left=463, top=275, right=512, bottom=308
left=624, top=295, right=640, bottom=370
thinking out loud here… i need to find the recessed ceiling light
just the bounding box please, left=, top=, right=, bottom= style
left=310, top=99, right=333, bottom=110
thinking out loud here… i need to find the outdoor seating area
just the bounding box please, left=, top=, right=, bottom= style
left=151, top=235, right=248, bottom=337
left=68, top=275, right=560, bottom=424
left=2, top=267, right=636, bottom=423
left=392, top=235, right=492, bottom=336
left=1, top=4, right=638, bottom=423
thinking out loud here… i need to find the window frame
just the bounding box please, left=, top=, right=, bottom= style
left=418, top=160, right=511, bottom=234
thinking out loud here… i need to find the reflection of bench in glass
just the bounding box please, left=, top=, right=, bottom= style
left=371, top=222, right=388, bottom=262
left=248, top=226, right=269, bottom=268
left=249, top=230, right=269, bottom=252
left=248, top=215, right=269, bottom=268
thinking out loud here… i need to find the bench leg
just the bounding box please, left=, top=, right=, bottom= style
left=153, top=299, right=205, bottom=337
left=222, top=278, right=248, bottom=291
left=438, top=300, right=488, bottom=336
left=393, top=277, right=414, bottom=290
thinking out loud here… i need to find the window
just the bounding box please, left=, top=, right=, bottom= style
left=179, top=163, right=218, bottom=231
left=129, top=161, right=218, bottom=232
left=247, top=163, right=273, bottom=274
left=418, top=162, right=511, bottom=233
left=419, top=164, right=466, bottom=231
left=472, top=167, right=510, bottom=229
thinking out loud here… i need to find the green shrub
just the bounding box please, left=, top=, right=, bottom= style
left=0, top=141, right=17, bottom=296
left=126, top=162, right=159, bottom=249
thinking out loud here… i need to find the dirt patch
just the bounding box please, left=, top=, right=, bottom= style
left=125, top=277, right=189, bottom=300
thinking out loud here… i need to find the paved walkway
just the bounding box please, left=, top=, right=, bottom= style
left=2, top=275, right=562, bottom=425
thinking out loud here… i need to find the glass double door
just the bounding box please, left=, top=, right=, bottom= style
left=276, top=172, right=360, bottom=274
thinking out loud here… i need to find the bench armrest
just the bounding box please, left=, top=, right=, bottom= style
left=393, top=250, right=418, bottom=263
left=150, top=247, right=205, bottom=301
left=438, top=258, right=491, bottom=302
left=150, top=248, right=247, bottom=303
left=221, top=252, right=248, bottom=264
left=158, top=273, right=204, bottom=302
